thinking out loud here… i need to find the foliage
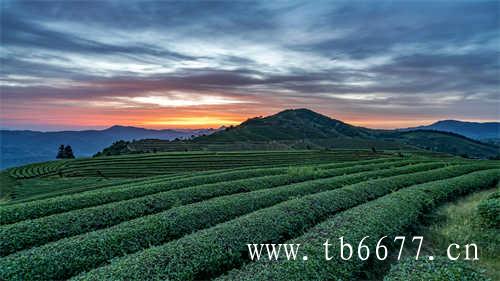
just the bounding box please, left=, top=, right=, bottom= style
left=215, top=170, right=498, bottom=281
left=56, top=144, right=75, bottom=159
left=94, top=109, right=499, bottom=158
left=0, top=165, right=290, bottom=225
left=477, top=189, right=499, bottom=227
left=0, top=159, right=414, bottom=256
left=8, top=160, right=67, bottom=179
left=384, top=257, right=490, bottom=281
left=0, top=151, right=497, bottom=281
left=93, top=140, right=132, bottom=157
left=62, top=149, right=388, bottom=177
left=67, top=167, right=498, bottom=280
left=0, top=161, right=449, bottom=279
left=1, top=157, right=397, bottom=225
left=407, top=187, right=500, bottom=280
left=392, top=130, right=499, bottom=159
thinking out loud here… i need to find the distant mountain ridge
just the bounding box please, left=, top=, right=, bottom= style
left=0, top=126, right=218, bottom=169
left=3, top=110, right=499, bottom=169
left=402, top=120, right=499, bottom=140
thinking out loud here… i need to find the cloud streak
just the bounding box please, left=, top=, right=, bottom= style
left=1, top=0, right=498, bottom=130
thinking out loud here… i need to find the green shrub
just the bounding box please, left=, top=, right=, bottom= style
left=0, top=159, right=414, bottom=256
left=215, top=170, right=498, bottom=281
left=383, top=256, right=490, bottom=281
left=67, top=168, right=498, bottom=281
left=60, top=150, right=388, bottom=177
left=286, top=166, right=317, bottom=177
left=8, top=160, right=67, bottom=179
left=0, top=158, right=398, bottom=225
left=0, top=161, right=450, bottom=279
left=477, top=189, right=499, bottom=227
left=0, top=166, right=287, bottom=225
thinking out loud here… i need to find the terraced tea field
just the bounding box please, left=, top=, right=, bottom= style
left=0, top=151, right=498, bottom=280
left=8, top=160, right=68, bottom=179
left=7, top=149, right=388, bottom=179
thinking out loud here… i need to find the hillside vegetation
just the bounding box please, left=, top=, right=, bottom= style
left=96, top=109, right=499, bottom=159
left=0, top=126, right=217, bottom=169
left=0, top=110, right=498, bottom=280
left=383, top=187, right=500, bottom=280
left=389, top=130, right=499, bottom=158
left=0, top=155, right=498, bottom=280
left=20, top=150, right=388, bottom=179
left=0, top=149, right=390, bottom=203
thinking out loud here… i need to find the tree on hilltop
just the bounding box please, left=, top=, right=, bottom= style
left=56, top=145, right=65, bottom=159
left=64, top=145, right=75, bottom=158
left=56, top=144, right=75, bottom=159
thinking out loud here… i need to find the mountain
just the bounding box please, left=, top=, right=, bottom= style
left=388, top=130, right=499, bottom=158
left=110, top=109, right=499, bottom=159
left=5, top=110, right=498, bottom=168
left=195, top=109, right=373, bottom=142
left=403, top=120, right=499, bottom=140
left=0, top=126, right=217, bottom=169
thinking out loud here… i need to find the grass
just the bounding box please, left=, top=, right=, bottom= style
left=367, top=185, right=500, bottom=280
left=213, top=169, right=498, bottom=281
left=383, top=256, right=490, bottom=281
left=416, top=187, right=500, bottom=280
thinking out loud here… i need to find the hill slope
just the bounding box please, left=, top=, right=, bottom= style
left=0, top=126, right=217, bottom=169
left=197, top=109, right=373, bottom=141
left=103, top=109, right=499, bottom=159
left=403, top=120, right=499, bottom=140
left=387, top=130, right=499, bottom=158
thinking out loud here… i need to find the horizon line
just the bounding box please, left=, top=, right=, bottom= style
left=1, top=117, right=499, bottom=133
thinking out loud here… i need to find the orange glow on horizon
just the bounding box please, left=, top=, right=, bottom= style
left=2, top=104, right=498, bottom=130
left=141, top=116, right=243, bottom=128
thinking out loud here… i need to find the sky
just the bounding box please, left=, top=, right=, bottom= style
left=1, top=0, right=499, bottom=131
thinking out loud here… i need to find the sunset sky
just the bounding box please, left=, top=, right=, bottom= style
left=1, top=0, right=499, bottom=131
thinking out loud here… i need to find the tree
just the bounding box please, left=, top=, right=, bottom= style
left=57, top=144, right=75, bottom=159
left=56, top=144, right=65, bottom=159
left=64, top=145, right=75, bottom=159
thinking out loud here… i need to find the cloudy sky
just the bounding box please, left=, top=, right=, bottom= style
left=1, top=0, right=499, bottom=130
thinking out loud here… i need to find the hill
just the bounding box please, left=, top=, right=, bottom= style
left=99, top=109, right=499, bottom=159
left=0, top=126, right=217, bottom=169
left=386, top=130, right=499, bottom=158
left=403, top=120, right=499, bottom=140
left=196, top=109, right=373, bottom=141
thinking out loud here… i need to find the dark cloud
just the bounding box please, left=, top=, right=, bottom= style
left=1, top=12, right=198, bottom=61
left=299, top=1, right=499, bottom=59
left=1, top=0, right=498, bottom=129
left=3, top=0, right=277, bottom=35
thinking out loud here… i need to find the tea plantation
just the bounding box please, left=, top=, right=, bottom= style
left=0, top=150, right=498, bottom=280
